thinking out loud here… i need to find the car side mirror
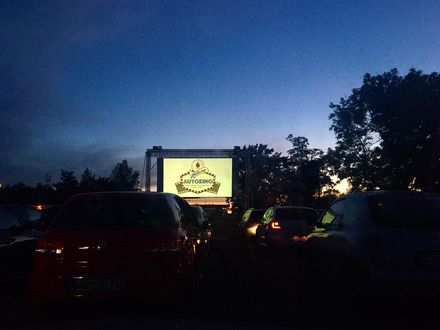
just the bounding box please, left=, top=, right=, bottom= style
left=313, top=226, right=327, bottom=233
left=316, top=221, right=334, bottom=232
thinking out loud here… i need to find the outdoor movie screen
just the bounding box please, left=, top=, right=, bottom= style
left=163, top=158, right=233, bottom=198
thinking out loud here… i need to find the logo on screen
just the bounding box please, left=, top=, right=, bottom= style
left=175, top=159, right=221, bottom=194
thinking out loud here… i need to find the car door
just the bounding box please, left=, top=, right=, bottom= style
left=308, top=198, right=347, bottom=275
left=317, top=195, right=375, bottom=281
left=324, top=196, right=361, bottom=279
left=173, top=197, right=208, bottom=273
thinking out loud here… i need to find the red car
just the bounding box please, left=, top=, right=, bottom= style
left=28, top=192, right=208, bottom=303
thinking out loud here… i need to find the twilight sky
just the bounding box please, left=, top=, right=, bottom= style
left=1, top=0, right=439, bottom=187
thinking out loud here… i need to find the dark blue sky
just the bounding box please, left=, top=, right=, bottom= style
left=1, top=0, right=439, bottom=186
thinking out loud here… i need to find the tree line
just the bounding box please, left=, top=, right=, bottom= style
left=233, top=68, right=440, bottom=213
left=0, top=160, right=140, bottom=205
left=2, top=68, right=439, bottom=211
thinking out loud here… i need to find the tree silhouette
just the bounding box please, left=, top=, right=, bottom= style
left=329, top=68, right=440, bottom=192
left=109, top=159, right=140, bottom=191
left=0, top=160, right=142, bottom=204
left=34, top=175, right=55, bottom=204
left=285, top=135, right=331, bottom=205
left=233, top=144, right=286, bottom=213
left=53, top=170, right=78, bottom=202
left=79, top=167, right=98, bottom=193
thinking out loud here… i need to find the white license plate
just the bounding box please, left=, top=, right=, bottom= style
left=72, top=279, right=126, bottom=292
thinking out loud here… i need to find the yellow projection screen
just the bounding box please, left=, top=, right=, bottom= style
left=162, top=158, right=233, bottom=197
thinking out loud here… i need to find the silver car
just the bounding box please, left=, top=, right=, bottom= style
left=306, top=190, right=440, bottom=293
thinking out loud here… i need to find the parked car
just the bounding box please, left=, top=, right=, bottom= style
left=1, top=204, right=43, bottom=228
left=191, top=205, right=210, bottom=226
left=0, top=206, right=43, bottom=287
left=238, top=208, right=266, bottom=239
left=190, top=205, right=212, bottom=254
left=28, top=191, right=209, bottom=303
left=306, top=190, right=440, bottom=294
left=255, top=206, right=318, bottom=251
left=34, top=205, right=63, bottom=231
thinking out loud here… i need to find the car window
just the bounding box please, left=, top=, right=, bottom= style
left=320, top=199, right=346, bottom=227
left=25, top=206, right=43, bottom=221
left=191, top=207, right=201, bottom=218
left=242, top=209, right=252, bottom=222
left=369, top=194, right=440, bottom=229
left=174, top=196, right=198, bottom=227
left=262, top=208, right=274, bottom=224
left=191, top=206, right=208, bottom=226
left=341, top=197, right=360, bottom=228
left=249, top=210, right=265, bottom=221
left=275, top=208, right=317, bottom=222
left=50, top=198, right=174, bottom=230
left=0, top=208, right=21, bottom=230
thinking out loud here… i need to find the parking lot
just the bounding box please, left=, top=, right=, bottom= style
left=2, top=223, right=440, bottom=329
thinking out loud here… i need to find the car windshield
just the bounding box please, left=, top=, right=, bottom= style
left=275, top=208, right=317, bottom=221
left=369, top=194, right=440, bottom=229
left=0, top=207, right=21, bottom=230
left=191, top=206, right=207, bottom=225
left=191, top=207, right=203, bottom=217
left=248, top=210, right=265, bottom=221
left=50, top=198, right=174, bottom=230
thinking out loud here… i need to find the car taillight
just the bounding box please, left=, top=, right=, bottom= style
left=270, top=221, right=281, bottom=230
left=368, top=240, right=387, bottom=269
left=35, top=237, right=64, bottom=255
left=292, top=235, right=308, bottom=242
left=160, top=236, right=184, bottom=252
